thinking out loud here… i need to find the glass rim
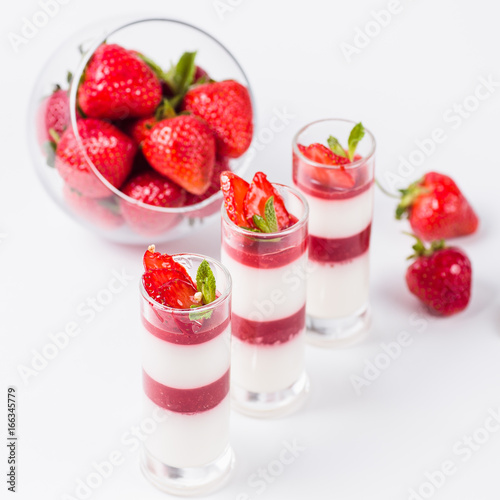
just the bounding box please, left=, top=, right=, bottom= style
left=67, top=16, right=254, bottom=214
left=139, top=253, right=232, bottom=314
left=292, top=118, right=376, bottom=170
left=221, top=182, right=309, bottom=239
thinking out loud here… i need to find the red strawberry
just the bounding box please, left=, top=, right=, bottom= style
left=243, top=172, right=296, bottom=230
left=396, top=172, right=479, bottom=241
left=78, top=44, right=162, bottom=120
left=142, top=247, right=199, bottom=308
left=183, top=80, right=253, bottom=158
left=63, top=185, right=124, bottom=229
left=143, top=268, right=186, bottom=296
left=37, top=87, right=70, bottom=147
left=299, top=143, right=357, bottom=189
left=405, top=237, right=472, bottom=316
left=120, top=169, right=186, bottom=236
left=220, top=170, right=250, bottom=226
left=55, top=119, right=136, bottom=198
left=157, top=279, right=199, bottom=309
left=142, top=115, right=215, bottom=195
left=123, top=116, right=157, bottom=146
left=143, top=245, right=195, bottom=288
left=186, top=156, right=229, bottom=203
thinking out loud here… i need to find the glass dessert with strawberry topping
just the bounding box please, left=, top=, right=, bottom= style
left=293, top=119, right=376, bottom=347
left=140, top=246, right=233, bottom=495
left=220, top=171, right=309, bottom=417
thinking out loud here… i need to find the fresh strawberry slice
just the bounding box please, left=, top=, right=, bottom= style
left=243, top=172, right=294, bottom=230
left=157, top=278, right=199, bottom=309
left=143, top=269, right=190, bottom=301
left=220, top=170, right=250, bottom=226
left=143, top=246, right=195, bottom=286
left=300, top=143, right=355, bottom=189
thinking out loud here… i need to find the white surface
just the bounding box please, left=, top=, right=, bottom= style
left=232, top=334, right=306, bottom=393
left=300, top=184, right=374, bottom=238
left=307, top=252, right=370, bottom=318
left=221, top=248, right=307, bottom=321
left=142, top=326, right=230, bottom=389
left=1, top=1, right=500, bottom=499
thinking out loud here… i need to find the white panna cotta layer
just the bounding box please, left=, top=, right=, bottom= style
left=142, top=327, right=230, bottom=389
left=299, top=184, right=374, bottom=239
left=143, top=395, right=230, bottom=468
left=306, top=253, right=370, bottom=319
left=231, top=332, right=305, bottom=393
left=221, top=249, right=307, bottom=322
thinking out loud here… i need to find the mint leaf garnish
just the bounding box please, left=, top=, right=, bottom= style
left=189, top=304, right=213, bottom=321
left=252, top=215, right=270, bottom=233
left=264, top=196, right=279, bottom=233
left=327, top=136, right=347, bottom=158
left=196, top=259, right=216, bottom=305
left=347, top=122, right=365, bottom=161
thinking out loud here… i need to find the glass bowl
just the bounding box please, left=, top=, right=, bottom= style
left=28, top=17, right=254, bottom=244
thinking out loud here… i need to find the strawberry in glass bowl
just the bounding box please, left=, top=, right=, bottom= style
left=28, top=18, right=254, bottom=243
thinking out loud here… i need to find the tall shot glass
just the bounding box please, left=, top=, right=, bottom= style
left=221, top=184, right=309, bottom=417
left=140, top=254, right=233, bottom=495
left=293, top=119, right=376, bottom=347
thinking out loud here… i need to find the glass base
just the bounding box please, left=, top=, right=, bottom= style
left=141, top=445, right=234, bottom=496
left=306, top=305, right=371, bottom=348
left=231, top=372, right=309, bottom=418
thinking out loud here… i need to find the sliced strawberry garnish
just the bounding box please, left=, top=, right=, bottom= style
left=220, top=170, right=250, bottom=227
left=157, top=278, right=199, bottom=309
left=143, top=246, right=195, bottom=287
left=243, top=172, right=294, bottom=230
left=299, top=143, right=355, bottom=189
left=143, top=269, right=189, bottom=301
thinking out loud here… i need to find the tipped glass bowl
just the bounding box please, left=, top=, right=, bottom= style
left=28, top=18, right=254, bottom=244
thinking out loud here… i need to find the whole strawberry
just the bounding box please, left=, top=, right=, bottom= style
left=55, top=119, right=136, bottom=198
left=78, top=44, right=162, bottom=120
left=37, top=87, right=70, bottom=147
left=142, top=115, right=215, bottom=195
left=185, top=156, right=229, bottom=218
left=405, top=236, right=472, bottom=316
left=120, top=169, right=186, bottom=236
left=183, top=80, right=253, bottom=158
left=396, top=172, right=479, bottom=241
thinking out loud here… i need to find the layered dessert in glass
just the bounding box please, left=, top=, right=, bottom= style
left=220, top=171, right=309, bottom=417
left=293, top=119, right=376, bottom=347
left=140, top=247, right=233, bottom=495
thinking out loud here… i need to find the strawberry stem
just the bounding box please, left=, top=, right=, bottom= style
left=405, top=232, right=446, bottom=260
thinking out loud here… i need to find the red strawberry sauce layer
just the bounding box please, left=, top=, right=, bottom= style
left=142, top=314, right=230, bottom=345
left=143, top=369, right=230, bottom=414
left=309, top=224, right=371, bottom=263
left=221, top=221, right=308, bottom=270
left=232, top=306, right=306, bottom=345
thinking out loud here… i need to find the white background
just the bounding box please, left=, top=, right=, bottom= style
left=2, top=1, right=500, bottom=499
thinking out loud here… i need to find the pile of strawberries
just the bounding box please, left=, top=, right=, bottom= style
left=37, top=44, right=253, bottom=235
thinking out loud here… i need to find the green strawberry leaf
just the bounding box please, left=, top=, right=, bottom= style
left=252, top=215, right=271, bottom=233
left=327, top=136, right=347, bottom=158
left=196, top=259, right=216, bottom=305
left=264, top=196, right=279, bottom=233
left=135, top=52, right=168, bottom=82
left=165, top=51, right=197, bottom=104
left=189, top=304, right=213, bottom=321
left=155, top=98, right=176, bottom=121
left=347, top=122, right=365, bottom=161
